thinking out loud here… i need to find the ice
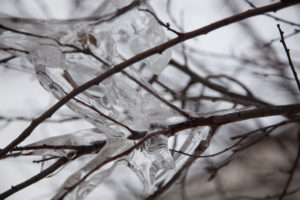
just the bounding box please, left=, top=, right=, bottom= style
left=25, top=129, right=106, bottom=171
left=52, top=136, right=133, bottom=200
left=26, top=0, right=177, bottom=140
left=30, top=44, right=64, bottom=68
left=27, top=129, right=105, bottom=155
left=128, top=135, right=175, bottom=193
left=0, top=0, right=213, bottom=198
left=156, top=126, right=211, bottom=185
left=173, top=126, right=211, bottom=166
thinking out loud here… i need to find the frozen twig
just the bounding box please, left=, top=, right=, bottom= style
left=0, top=141, right=106, bottom=199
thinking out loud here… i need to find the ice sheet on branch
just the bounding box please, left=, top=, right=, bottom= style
left=26, top=0, right=176, bottom=138
left=0, top=0, right=213, bottom=198
left=156, top=126, right=211, bottom=186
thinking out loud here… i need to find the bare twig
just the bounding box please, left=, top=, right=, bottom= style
left=277, top=24, right=300, bottom=92
left=171, top=117, right=300, bottom=159
left=278, top=129, right=300, bottom=200
left=170, top=59, right=269, bottom=106
left=138, top=8, right=183, bottom=36
left=227, top=187, right=300, bottom=200
left=244, top=0, right=300, bottom=28
left=0, top=115, right=81, bottom=123
left=0, top=157, right=68, bottom=199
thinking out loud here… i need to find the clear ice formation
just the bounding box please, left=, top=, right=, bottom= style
left=0, top=0, right=213, bottom=199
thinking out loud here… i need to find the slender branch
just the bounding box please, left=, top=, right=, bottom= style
left=171, top=117, right=300, bottom=159
left=1, top=0, right=299, bottom=158
left=0, top=157, right=68, bottom=199
left=55, top=130, right=163, bottom=200
left=0, top=55, right=16, bottom=63
left=0, top=141, right=106, bottom=199
left=227, top=187, right=300, bottom=200
left=277, top=24, right=300, bottom=91
left=245, top=0, right=300, bottom=28
left=0, top=115, right=81, bottom=123
left=168, top=104, right=300, bottom=135
left=146, top=134, right=210, bottom=200
left=8, top=142, right=106, bottom=152
left=207, top=74, right=254, bottom=97
left=170, top=59, right=268, bottom=106
left=278, top=129, right=300, bottom=200
left=138, top=8, right=183, bottom=36
left=55, top=104, right=300, bottom=199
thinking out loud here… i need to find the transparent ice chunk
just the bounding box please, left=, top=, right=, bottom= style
left=52, top=136, right=133, bottom=200
left=25, top=0, right=177, bottom=139
left=27, top=129, right=106, bottom=158
left=128, top=135, right=175, bottom=193
left=156, top=126, right=211, bottom=185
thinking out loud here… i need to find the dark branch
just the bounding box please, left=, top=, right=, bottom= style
left=278, top=129, right=300, bottom=200
left=277, top=24, right=300, bottom=92
left=0, top=0, right=299, bottom=159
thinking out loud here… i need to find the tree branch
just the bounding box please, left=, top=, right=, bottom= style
left=277, top=24, right=300, bottom=92
left=278, top=129, right=300, bottom=200
left=0, top=0, right=299, bottom=158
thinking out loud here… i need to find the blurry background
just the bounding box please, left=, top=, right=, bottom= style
left=0, top=0, right=300, bottom=199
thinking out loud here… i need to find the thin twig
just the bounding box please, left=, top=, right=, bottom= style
left=245, top=0, right=300, bottom=28
left=277, top=24, right=300, bottom=92
left=170, top=59, right=268, bottom=106
left=0, top=157, right=68, bottom=199
left=138, top=8, right=183, bottom=36
left=0, top=115, right=81, bottom=123
left=278, top=129, right=300, bottom=200
left=170, top=117, right=300, bottom=159
left=0, top=141, right=106, bottom=199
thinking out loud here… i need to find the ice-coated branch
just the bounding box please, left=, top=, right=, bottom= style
left=171, top=117, right=300, bottom=159
left=145, top=130, right=211, bottom=200
left=0, top=0, right=299, bottom=160
left=0, top=140, right=106, bottom=199
left=48, top=103, right=300, bottom=199
left=0, top=157, right=69, bottom=199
